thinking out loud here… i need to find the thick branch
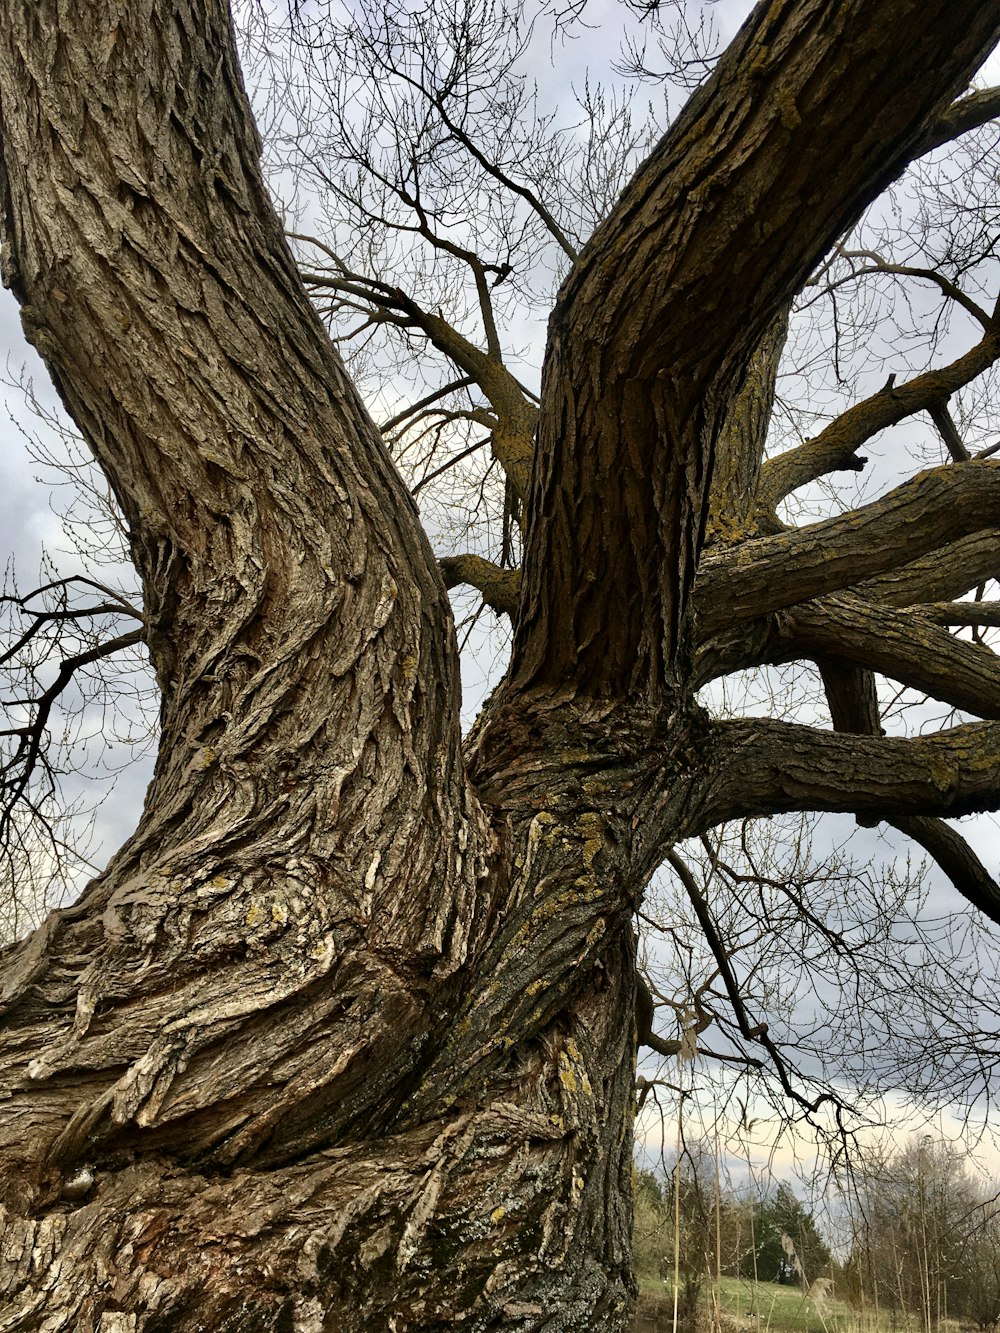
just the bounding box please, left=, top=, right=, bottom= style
left=919, top=601, right=1000, bottom=629
left=784, top=595, right=1000, bottom=719
left=705, top=304, right=790, bottom=544
left=512, top=0, right=1000, bottom=696
left=859, top=530, right=1000, bottom=607
left=702, top=716, right=1000, bottom=830
left=300, top=250, right=537, bottom=501
left=928, top=399, right=972, bottom=462
left=439, top=554, right=520, bottom=618
left=918, top=85, right=1000, bottom=156
left=817, top=658, right=881, bottom=735
left=696, top=461, right=1000, bottom=635
left=0, top=0, right=485, bottom=1188
left=758, top=329, right=998, bottom=509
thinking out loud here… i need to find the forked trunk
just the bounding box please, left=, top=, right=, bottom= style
left=3, top=0, right=1000, bottom=1327
left=1, top=686, right=710, bottom=1329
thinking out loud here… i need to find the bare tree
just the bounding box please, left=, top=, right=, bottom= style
left=241, top=0, right=1000, bottom=1129
left=842, top=1137, right=1000, bottom=1332
left=0, top=373, right=150, bottom=935
left=1, top=0, right=1000, bottom=1328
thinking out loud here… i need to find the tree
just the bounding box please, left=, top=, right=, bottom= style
left=962, top=1204, right=1000, bottom=1333
left=1, top=0, right=1000, bottom=1328
left=754, top=1184, right=832, bottom=1287
left=843, top=1138, right=1000, bottom=1332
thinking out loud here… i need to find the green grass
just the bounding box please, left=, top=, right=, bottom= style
left=715, top=1278, right=865, bottom=1333
left=635, top=1277, right=924, bottom=1333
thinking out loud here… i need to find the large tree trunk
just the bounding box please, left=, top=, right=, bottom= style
left=1, top=1, right=999, bottom=1328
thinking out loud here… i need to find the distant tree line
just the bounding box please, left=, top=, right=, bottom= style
left=635, top=1138, right=1000, bottom=1333
left=633, top=1163, right=834, bottom=1319
left=842, top=1139, right=1000, bottom=1333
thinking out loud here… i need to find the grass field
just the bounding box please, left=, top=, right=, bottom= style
left=634, top=1277, right=925, bottom=1333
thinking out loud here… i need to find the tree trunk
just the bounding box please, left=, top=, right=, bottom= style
left=0, top=690, right=712, bottom=1327
left=2, top=0, right=999, bottom=1328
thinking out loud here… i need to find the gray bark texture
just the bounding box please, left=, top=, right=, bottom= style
left=1, top=1, right=999, bottom=1328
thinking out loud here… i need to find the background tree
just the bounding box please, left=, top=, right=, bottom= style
left=754, top=1183, right=833, bottom=1287
left=843, top=1138, right=1000, bottom=1332
left=632, top=1148, right=714, bottom=1325
left=2, top=0, right=1000, bottom=1328
left=961, top=1203, right=1000, bottom=1333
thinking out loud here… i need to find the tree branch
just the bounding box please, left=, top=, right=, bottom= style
left=918, top=601, right=1000, bottom=629
left=917, top=85, right=1000, bottom=156
left=0, top=0, right=484, bottom=1163
left=702, top=716, right=1000, bottom=830
left=438, top=555, right=520, bottom=618
left=299, top=247, right=536, bottom=503
left=783, top=595, right=1000, bottom=719
left=0, top=629, right=145, bottom=834
left=696, top=461, right=1000, bottom=635
left=814, top=638, right=1000, bottom=929
left=665, top=848, right=834, bottom=1115
left=814, top=249, right=993, bottom=330
left=705, top=303, right=790, bottom=544
left=0, top=598, right=142, bottom=668
left=858, top=530, right=1000, bottom=607
left=634, top=972, right=711, bottom=1059
left=817, top=658, right=882, bottom=736
left=928, top=399, right=972, bottom=463
left=389, top=72, right=580, bottom=263
left=758, top=328, right=999, bottom=510
left=378, top=377, right=476, bottom=434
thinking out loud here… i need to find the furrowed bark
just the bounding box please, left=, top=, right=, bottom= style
left=818, top=658, right=882, bottom=736
left=0, top=0, right=513, bottom=1214
left=920, top=601, right=1000, bottom=629
left=2, top=0, right=1000, bottom=1328
left=705, top=304, right=790, bottom=544
left=512, top=0, right=1000, bottom=697
left=858, top=531, right=1000, bottom=606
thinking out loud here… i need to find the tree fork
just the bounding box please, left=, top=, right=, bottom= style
left=2, top=0, right=1000, bottom=1329
left=0, top=695, right=715, bottom=1328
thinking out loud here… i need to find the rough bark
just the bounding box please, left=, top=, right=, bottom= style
left=696, top=462, right=1000, bottom=635
left=0, top=0, right=999, bottom=1329
left=511, top=0, right=1000, bottom=696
